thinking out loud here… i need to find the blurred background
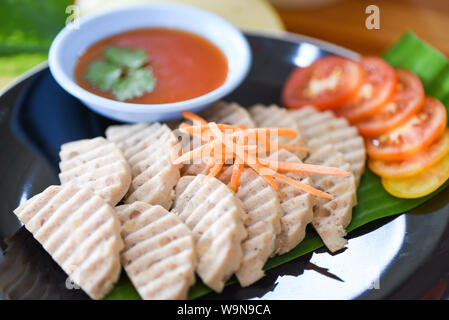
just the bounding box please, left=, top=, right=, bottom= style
left=0, top=0, right=448, bottom=299
left=1, top=0, right=448, bottom=89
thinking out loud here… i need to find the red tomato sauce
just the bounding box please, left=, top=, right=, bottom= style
left=75, top=28, right=228, bottom=104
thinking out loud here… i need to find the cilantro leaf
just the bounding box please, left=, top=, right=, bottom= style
left=83, top=61, right=122, bottom=91
left=112, top=68, right=156, bottom=101
left=83, top=45, right=155, bottom=100
left=105, top=46, right=148, bottom=69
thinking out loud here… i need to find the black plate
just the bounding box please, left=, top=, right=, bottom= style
left=1, top=33, right=449, bottom=300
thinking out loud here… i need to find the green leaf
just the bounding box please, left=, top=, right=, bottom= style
left=382, top=31, right=449, bottom=118
left=0, top=52, right=47, bottom=88
left=0, top=0, right=69, bottom=88
left=83, top=61, right=122, bottom=91
left=104, top=272, right=141, bottom=300
left=83, top=46, right=153, bottom=100
left=105, top=46, right=148, bottom=69
left=105, top=31, right=449, bottom=300
left=0, top=0, right=70, bottom=54
left=111, top=68, right=156, bottom=101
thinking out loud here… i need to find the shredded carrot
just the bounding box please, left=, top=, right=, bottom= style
left=179, top=122, right=190, bottom=130
left=173, top=141, right=216, bottom=164
left=233, top=144, right=332, bottom=198
left=273, top=173, right=333, bottom=199
left=242, top=128, right=298, bottom=139
left=273, top=143, right=314, bottom=153
left=174, top=110, right=351, bottom=199
left=242, top=145, right=258, bottom=152
left=208, top=160, right=224, bottom=178
left=251, top=141, right=314, bottom=154
left=208, top=122, right=225, bottom=141
left=179, top=123, right=244, bottom=135
left=229, top=161, right=244, bottom=191
left=234, top=148, right=279, bottom=188
left=257, top=158, right=350, bottom=177
left=203, top=156, right=216, bottom=174
left=181, top=111, right=208, bottom=124
left=230, top=135, right=341, bottom=198
left=261, top=175, right=279, bottom=190
left=228, top=134, right=248, bottom=191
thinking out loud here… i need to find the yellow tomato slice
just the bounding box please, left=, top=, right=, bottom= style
left=369, top=129, right=449, bottom=178
left=382, top=150, right=449, bottom=199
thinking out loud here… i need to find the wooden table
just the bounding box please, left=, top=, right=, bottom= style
left=277, top=0, right=449, bottom=57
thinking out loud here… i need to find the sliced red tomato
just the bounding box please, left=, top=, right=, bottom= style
left=282, top=55, right=364, bottom=110
left=366, top=97, right=447, bottom=161
left=355, top=69, right=424, bottom=137
left=335, top=56, right=396, bottom=122
left=369, top=128, right=449, bottom=178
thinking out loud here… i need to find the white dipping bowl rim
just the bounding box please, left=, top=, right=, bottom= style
left=48, top=3, right=251, bottom=121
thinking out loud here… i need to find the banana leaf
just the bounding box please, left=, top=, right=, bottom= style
left=105, top=31, right=449, bottom=300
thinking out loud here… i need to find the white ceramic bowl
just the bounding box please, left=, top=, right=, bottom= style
left=49, top=3, right=251, bottom=123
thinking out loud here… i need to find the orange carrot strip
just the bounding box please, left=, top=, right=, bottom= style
left=235, top=148, right=277, bottom=182
left=179, top=122, right=190, bottom=129
left=249, top=144, right=313, bottom=154
left=273, top=173, right=333, bottom=199
left=204, top=139, right=226, bottom=178
left=261, top=175, right=279, bottom=190
left=236, top=154, right=275, bottom=189
left=179, top=123, right=244, bottom=134
left=179, top=126, right=243, bottom=145
left=181, top=111, right=207, bottom=124
left=245, top=144, right=313, bottom=154
left=203, top=156, right=216, bottom=174
left=197, top=145, right=234, bottom=164
left=257, top=158, right=350, bottom=177
left=277, top=144, right=313, bottom=152
left=228, top=134, right=249, bottom=191
left=241, top=128, right=298, bottom=139
left=208, top=161, right=224, bottom=178
left=242, top=145, right=258, bottom=152
left=232, top=143, right=332, bottom=198
left=193, top=131, right=215, bottom=143
left=208, top=122, right=225, bottom=140
left=210, top=123, right=236, bottom=163
left=257, top=140, right=314, bottom=153
left=173, top=141, right=217, bottom=164
left=229, top=161, right=244, bottom=191
left=179, top=122, right=214, bottom=146
left=179, top=122, right=207, bottom=135
left=223, top=123, right=247, bottom=130
left=183, top=123, right=339, bottom=199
